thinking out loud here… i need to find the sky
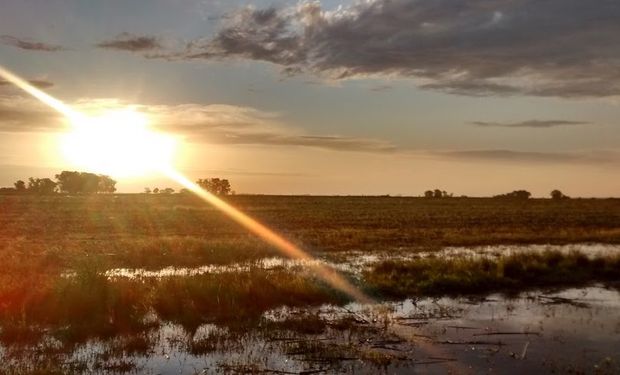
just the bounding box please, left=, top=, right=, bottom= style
left=1, top=0, right=619, bottom=197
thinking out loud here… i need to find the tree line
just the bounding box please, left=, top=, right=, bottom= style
left=1, top=174, right=236, bottom=196
left=0, top=171, right=117, bottom=194
left=144, top=178, right=234, bottom=196
left=424, top=189, right=570, bottom=200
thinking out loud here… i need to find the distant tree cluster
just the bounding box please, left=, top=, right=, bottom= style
left=145, top=187, right=175, bottom=194
left=550, top=189, right=570, bottom=200
left=197, top=178, right=233, bottom=196
left=493, top=190, right=532, bottom=200
left=0, top=171, right=116, bottom=195
left=26, top=178, right=57, bottom=194
left=143, top=178, right=234, bottom=196
left=424, top=189, right=453, bottom=198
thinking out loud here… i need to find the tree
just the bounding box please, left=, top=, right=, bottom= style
left=152, top=188, right=160, bottom=194
left=424, top=190, right=434, bottom=198
left=161, top=187, right=175, bottom=195
left=55, top=171, right=117, bottom=194
left=13, top=180, right=26, bottom=192
left=144, top=187, right=151, bottom=194
left=55, top=171, right=82, bottom=194
left=98, top=175, right=117, bottom=193
left=551, top=189, right=569, bottom=200
left=433, top=189, right=443, bottom=198
left=494, top=190, right=531, bottom=200
left=27, top=177, right=57, bottom=194
left=196, top=178, right=232, bottom=196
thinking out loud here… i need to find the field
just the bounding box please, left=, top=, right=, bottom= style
left=1, top=194, right=619, bottom=373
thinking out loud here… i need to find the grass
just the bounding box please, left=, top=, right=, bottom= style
left=364, top=250, right=620, bottom=297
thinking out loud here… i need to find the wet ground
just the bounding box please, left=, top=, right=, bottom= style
left=5, top=244, right=620, bottom=374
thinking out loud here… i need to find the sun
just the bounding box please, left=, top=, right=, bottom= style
left=60, top=108, right=177, bottom=178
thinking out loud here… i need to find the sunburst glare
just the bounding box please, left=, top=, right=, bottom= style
left=60, top=108, right=177, bottom=177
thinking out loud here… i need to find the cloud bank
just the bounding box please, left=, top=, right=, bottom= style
left=181, top=0, right=620, bottom=98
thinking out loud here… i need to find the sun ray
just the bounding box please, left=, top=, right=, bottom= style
left=0, top=66, right=83, bottom=122
left=0, top=64, right=372, bottom=304
left=163, top=168, right=372, bottom=304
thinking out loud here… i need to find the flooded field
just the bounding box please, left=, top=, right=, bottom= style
left=4, top=286, right=618, bottom=374
left=4, top=244, right=620, bottom=374
left=1, top=196, right=620, bottom=373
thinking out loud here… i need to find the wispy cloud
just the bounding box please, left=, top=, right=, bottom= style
left=436, top=149, right=620, bottom=164
left=471, top=120, right=593, bottom=129
left=177, top=0, right=620, bottom=98
left=0, top=79, right=54, bottom=89
left=0, top=96, right=63, bottom=133
left=96, top=33, right=162, bottom=52
left=145, top=103, right=396, bottom=153
left=1, top=35, right=65, bottom=52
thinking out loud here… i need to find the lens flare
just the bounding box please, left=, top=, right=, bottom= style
left=0, top=64, right=370, bottom=304
left=163, top=168, right=372, bottom=303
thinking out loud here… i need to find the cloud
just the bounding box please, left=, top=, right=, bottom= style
left=471, top=120, right=593, bottom=129
left=436, top=149, right=620, bottom=165
left=96, top=33, right=162, bottom=52
left=145, top=103, right=397, bottom=153
left=0, top=79, right=54, bottom=89
left=183, top=0, right=620, bottom=98
left=0, top=96, right=63, bottom=133
left=1, top=35, right=65, bottom=52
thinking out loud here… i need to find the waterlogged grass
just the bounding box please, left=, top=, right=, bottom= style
left=0, top=266, right=349, bottom=349
left=3, top=250, right=618, bottom=349
left=365, top=251, right=620, bottom=297
left=152, top=268, right=349, bottom=330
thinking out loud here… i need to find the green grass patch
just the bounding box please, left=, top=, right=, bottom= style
left=364, top=251, right=620, bottom=297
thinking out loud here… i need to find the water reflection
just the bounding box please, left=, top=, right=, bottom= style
left=6, top=286, right=617, bottom=374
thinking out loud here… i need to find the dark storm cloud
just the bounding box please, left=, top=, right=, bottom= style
left=96, top=33, right=162, bottom=52
left=185, top=0, right=620, bottom=98
left=0, top=35, right=65, bottom=52
left=471, top=120, right=593, bottom=129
